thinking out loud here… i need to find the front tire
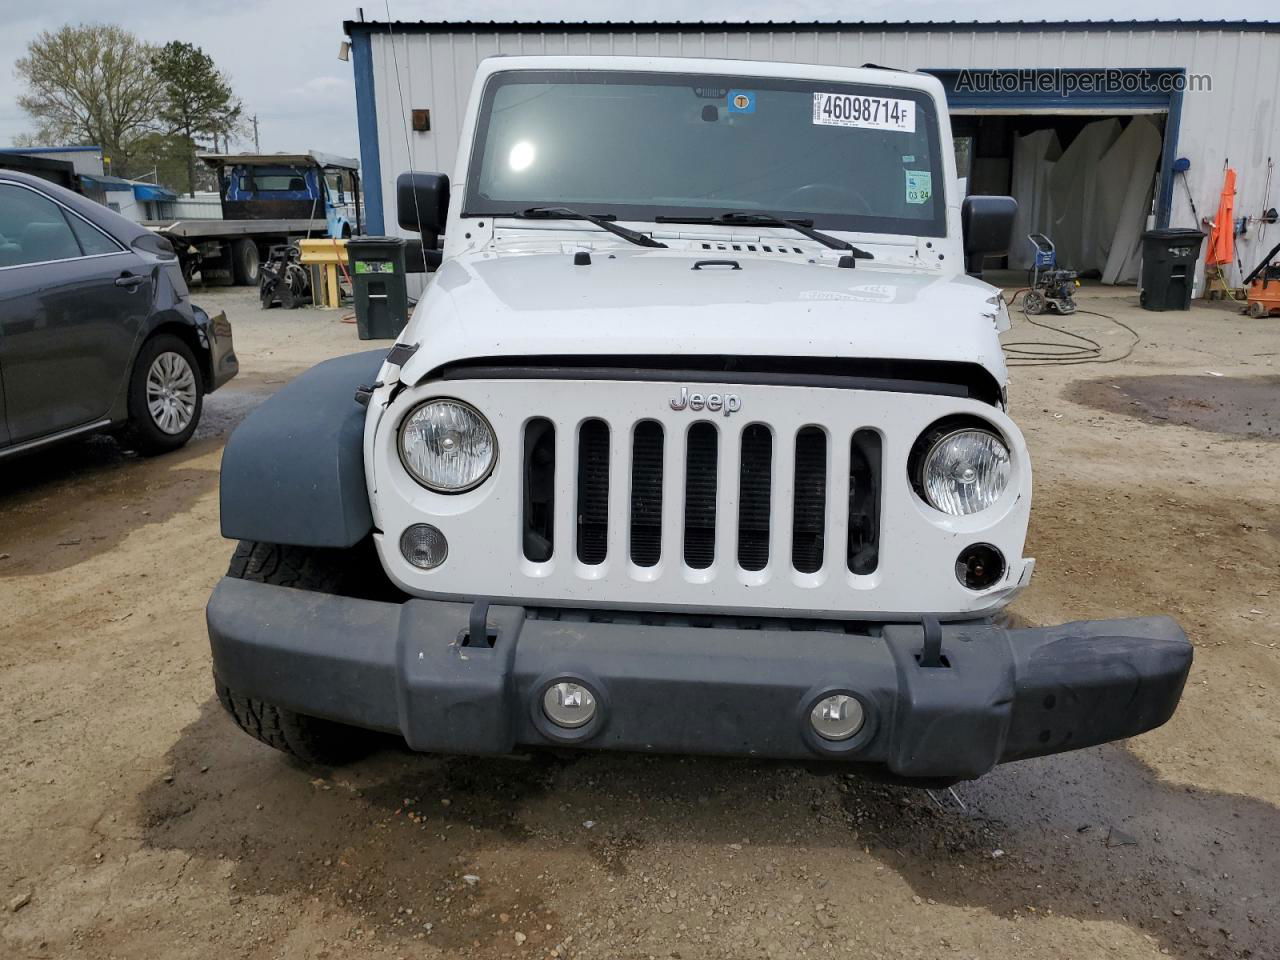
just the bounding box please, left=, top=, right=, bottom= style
left=215, top=681, right=372, bottom=766
left=226, top=538, right=404, bottom=602
left=216, top=539, right=403, bottom=764
left=124, top=334, right=203, bottom=455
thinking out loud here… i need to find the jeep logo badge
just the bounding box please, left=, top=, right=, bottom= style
left=669, top=386, right=741, bottom=417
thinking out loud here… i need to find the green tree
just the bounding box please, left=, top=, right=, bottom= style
left=151, top=41, right=242, bottom=196
left=129, top=131, right=215, bottom=194
left=14, top=24, right=163, bottom=177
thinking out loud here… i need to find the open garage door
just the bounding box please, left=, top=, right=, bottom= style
left=953, top=113, right=1164, bottom=282
left=929, top=69, right=1185, bottom=285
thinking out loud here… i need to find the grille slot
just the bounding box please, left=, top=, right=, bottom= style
left=629, top=421, right=664, bottom=567
left=521, top=418, right=556, bottom=562
left=576, top=419, right=610, bottom=564
left=848, top=430, right=882, bottom=574
left=737, top=425, right=773, bottom=571
left=683, top=423, right=718, bottom=569
left=792, top=427, right=828, bottom=574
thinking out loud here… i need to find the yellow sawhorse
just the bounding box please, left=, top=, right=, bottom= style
left=297, top=238, right=350, bottom=308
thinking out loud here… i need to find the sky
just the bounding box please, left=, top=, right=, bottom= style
left=1, top=0, right=1275, bottom=160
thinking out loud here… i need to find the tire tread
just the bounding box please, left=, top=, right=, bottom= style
left=225, top=539, right=403, bottom=601
left=214, top=679, right=368, bottom=765
left=216, top=539, right=402, bottom=764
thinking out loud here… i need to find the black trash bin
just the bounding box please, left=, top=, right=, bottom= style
left=1139, top=228, right=1205, bottom=311
left=348, top=236, right=409, bottom=339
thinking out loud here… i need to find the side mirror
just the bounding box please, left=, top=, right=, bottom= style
left=396, top=171, right=450, bottom=248
left=961, top=195, right=1018, bottom=277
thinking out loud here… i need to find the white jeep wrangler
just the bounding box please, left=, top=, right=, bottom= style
left=208, top=57, right=1190, bottom=783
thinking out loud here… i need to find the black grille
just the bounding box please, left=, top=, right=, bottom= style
left=576, top=419, right=610, bottom=564
left=683, top=423, right=718, bottom=569
left=737, top=425, right=772, bottom=571
left=629, top=421, right=664, bottom=567
left=848, top=430, right=881, bottom=574
left=521, top=418, right=555, bottom=562
left=532, top=416, right=880, bottom=577
left=792, top=427, right=827, bottom=574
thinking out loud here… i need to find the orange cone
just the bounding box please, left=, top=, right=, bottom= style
left=1205, top=168, right=1236, bottom=266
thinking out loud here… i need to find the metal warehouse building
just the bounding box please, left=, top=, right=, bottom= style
left=343, top=18, right=1280, bottom=287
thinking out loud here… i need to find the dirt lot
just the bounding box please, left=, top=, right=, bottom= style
left=2, top=284, right=1278, bottom=960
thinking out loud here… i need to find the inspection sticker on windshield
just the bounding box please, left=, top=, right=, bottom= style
left=812, top=92, right=915, bottom=132
left=905, top=170, right=932, bottom=204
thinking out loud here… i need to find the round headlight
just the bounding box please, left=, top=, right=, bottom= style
left=398, top=399, right=497, bottom=492
left=918, top=427, right=1010, bottom=515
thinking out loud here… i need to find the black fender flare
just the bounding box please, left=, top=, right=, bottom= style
left=220, top=350, right=385, bottom=548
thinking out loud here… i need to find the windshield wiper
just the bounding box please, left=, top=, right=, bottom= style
left=508, top=206, right=667, bottom=248
left=655, top=211, right=873, bottom=259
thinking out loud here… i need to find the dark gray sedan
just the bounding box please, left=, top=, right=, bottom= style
left=0, top=170, right=237, bottom=459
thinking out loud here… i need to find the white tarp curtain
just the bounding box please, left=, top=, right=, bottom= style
left=1009, top=130, right=1062, bottom=270
left=1009, top=117, right=1161, bottom=283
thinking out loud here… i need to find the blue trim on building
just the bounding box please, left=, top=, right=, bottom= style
left=1157, top=79, right=1185, bottom=229
left=927, top=68, right=1182, bottom=111
left=78, top=173, right=135, bottom=190
left=351, top=31, right=384, bottom=235
left=132, top=183, right=176, bottom=201
left=0, top=145, right=103, bottom=154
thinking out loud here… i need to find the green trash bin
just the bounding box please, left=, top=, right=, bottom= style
left=348, top=236, right=409, bottom=339
left=1139, top=229, right=1205, bottom=311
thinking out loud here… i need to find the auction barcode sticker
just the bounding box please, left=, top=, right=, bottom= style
left=812, top=92, right=915, bottom=132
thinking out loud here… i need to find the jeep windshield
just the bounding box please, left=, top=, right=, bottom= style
left=465, top=69, right=946, bottom=238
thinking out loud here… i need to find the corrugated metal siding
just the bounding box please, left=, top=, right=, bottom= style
left=367, top=25, right=1280, bottom=279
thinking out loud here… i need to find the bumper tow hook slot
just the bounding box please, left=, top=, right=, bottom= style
left=917, top=615, right=947, bottom=668
left=463, top=599, right=497, bottom=648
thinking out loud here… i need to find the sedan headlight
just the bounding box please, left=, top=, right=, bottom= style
left=398, top=399, right=497, bottom=492
left=914, top=425, right=1010, bottom=516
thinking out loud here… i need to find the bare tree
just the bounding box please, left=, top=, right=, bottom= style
left=14, top=24, right=164, bottom=177
left=210, top=102, right=252, bottom=155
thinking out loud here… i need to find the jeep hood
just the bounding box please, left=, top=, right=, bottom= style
left=397, top=247, right=1007, bottom=385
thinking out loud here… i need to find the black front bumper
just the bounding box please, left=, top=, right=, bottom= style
left=206, top=578, right=1192, bottom=781
left=196, top=307, right=238, bottom=391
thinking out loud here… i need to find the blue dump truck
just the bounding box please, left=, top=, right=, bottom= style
left=144, top=151, right=362, bottom=285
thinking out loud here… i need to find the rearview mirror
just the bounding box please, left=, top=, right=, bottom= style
left=961, top=195, right=1018, bottom=277
left=396, top=171, right=450, bottom=249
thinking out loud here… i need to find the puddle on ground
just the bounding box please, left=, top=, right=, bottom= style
left=140, top=700, right=562, bottom=954
left=849, top=745, right=1278, bottom=959
left=139, top=696, right=1279, bottom=959
left=0, top=379, right=280, bottom=574
left=1070, top=375, right=1280, bottom=440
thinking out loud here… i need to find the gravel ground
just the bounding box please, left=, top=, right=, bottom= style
left=1, top=282, right=1277, bottom=960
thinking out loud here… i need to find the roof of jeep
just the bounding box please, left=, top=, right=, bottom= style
left=463, top=54, right=943, bottom=96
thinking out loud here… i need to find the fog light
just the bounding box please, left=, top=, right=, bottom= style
left=542, top=681, right=597, bottom=729
left=810, top=694, right=864, bottom=741
left=956, top=542, right=1005, bottom=590
left=400, top=524, right=448, bottom=569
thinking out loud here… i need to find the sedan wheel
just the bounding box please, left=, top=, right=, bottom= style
left=146, top=351, right=199, bottom=435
